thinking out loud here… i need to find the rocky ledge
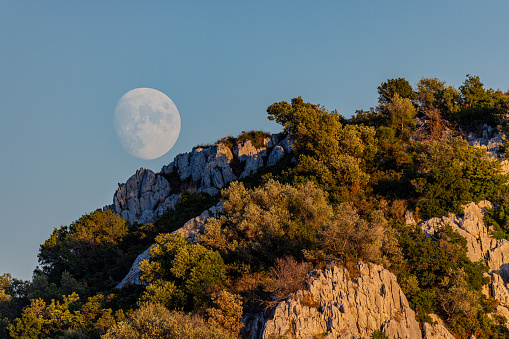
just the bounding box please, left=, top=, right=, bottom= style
left=104, top=134, right=293, bottom=225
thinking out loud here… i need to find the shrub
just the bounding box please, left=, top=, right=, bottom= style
left=317, top=203, right=386, bottom=263
left=265, top=257, right=311, bottom=302
left=200, top=179, right=333, bottom=267
left=207, top=290, right=243, bottom=335
left=102, top=302, right=233, bottom=339
left=412, top=137, right=507, bottom=219
left=38, top=210, right=130, bottom=292
left=139, top=234, right=226, bottom=310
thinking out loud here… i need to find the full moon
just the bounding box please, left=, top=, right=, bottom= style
left=114, top=88, right=181, bottom=160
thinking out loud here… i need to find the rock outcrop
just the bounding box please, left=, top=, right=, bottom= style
left=109, top=168, right=173, bottom=225
left=467, top=124, right=509, bottom=174
left=105, top=134, right=293, bottom=226
left=244, top=263, right=422, bottom=339
left=417, top=201, right=509, bottom=321
left=421, top=315, right=455, bottom=339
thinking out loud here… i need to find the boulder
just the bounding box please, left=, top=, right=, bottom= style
left=267, top=145, right=285, bottom=166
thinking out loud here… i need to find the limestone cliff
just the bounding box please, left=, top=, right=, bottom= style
left=104, top=134, right=293, bottom=225
left=244, top=263, right=422, bottom=339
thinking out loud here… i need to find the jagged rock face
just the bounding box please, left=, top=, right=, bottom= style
left=199, top=143, right=237, bottom=195
left=418, top=201, right=509, bottom=318
left=112, top=168, right=172, bottom=225
left=419, top=201, right=496, bottom=263
left=108, top=134, right=293, bottom=226
left=421, top=315, right=455, bottom=339
left=245, top=264, right=422, bottom=339
left=267, top=145, right=284, bottom=166
left=234, top=140, right=267, bottom=178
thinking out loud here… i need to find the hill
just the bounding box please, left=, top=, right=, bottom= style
left=2, top=75, right=509, bottom=338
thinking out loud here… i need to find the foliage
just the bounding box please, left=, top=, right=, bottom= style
left=377, top=78, right=415, bottom=106
left=38, top=210, right=130, bottom=292
left=313, top=203, right=386, bottom=263
left=200, top=179, right=333, bottom=267
left=370, top=330, right=390, bottom=339
left=102, top=302, right=233, bottom=339
left=411, top=137, right=507, bottom=219
left=267, top=97, right=377, bottom=200
left=415, top=77, right=460, bottom=115
left=217, top=130, right=272, bottom=151
left=386, top=93, right=417, bottom=138
left=264, top=257, right=311, bottom=302
left=206, top=290, right=243, bottom=335
left=139, top=234, right=226, bottom=310
left=7, top=292, right=123, bottom=339
left=450, top=74, right=509, bottom=128
left=396, top=222, right=491, bottom=334
left=484, top=194, right=509, bottom=240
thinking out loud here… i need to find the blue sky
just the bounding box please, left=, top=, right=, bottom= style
left=1, top=1, right=509, bottom=279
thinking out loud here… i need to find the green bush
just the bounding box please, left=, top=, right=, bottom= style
left=412, top=137, right=506, bottom=219
left=38, top=210, right=130, bottom=292
left=139, top=234, right=226, bottom=310
left=200, top=179, right=333, bottom=267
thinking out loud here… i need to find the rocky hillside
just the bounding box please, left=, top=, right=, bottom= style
left=108, top=123, right=509, bottom=338
left=104, top=134, right=293, bottom=225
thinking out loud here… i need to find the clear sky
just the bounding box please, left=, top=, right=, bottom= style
left=1, top=1, right=509, bottom=280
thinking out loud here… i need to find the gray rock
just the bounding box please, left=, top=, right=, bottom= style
left=233, top=139, right=268, bottom=178
left=154, top=193, right=181, bottom=218
left=404, top=210, right=416, bottom=225
left=113, top=168, right=171, bottom=225
left=200, top=143, right=236, bottom=189
left=190, top=147, right=212, bottom=182
left=175, top=152, right=191, bottom=180
left=278, top=135, right=294, bottom=153
left=267, top=145, right=285, bottom=166
left=422, top=315, right=455, bottom=339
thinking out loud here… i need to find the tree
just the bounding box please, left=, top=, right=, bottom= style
left=377, top=77, right=415, bottom=106
left=267, top=97, right=378, bottom=198
left=412, top=137, right=507, bottom=219
left=386, top=93, right=417, bottom=137
left=415, top=77, right=460, bottom=115
left=103, top=303, right=233, bottom=339
left=452, top=74, right=509, bottom=128
left=38, top=210, right=130, bottom=292
left=316, top=203, right=386, bottom=263
left=460, top=74, right=486, bottom=109
left=200, top=179, right=333, bottom=267
left=139, top=234, right=227, bottom=310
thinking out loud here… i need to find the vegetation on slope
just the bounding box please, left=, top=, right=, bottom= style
left=1, top=75, right=509, bottom=338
